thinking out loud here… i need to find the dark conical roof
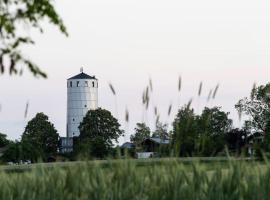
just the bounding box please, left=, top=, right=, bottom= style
left=67, top=72, right=97, bottom=80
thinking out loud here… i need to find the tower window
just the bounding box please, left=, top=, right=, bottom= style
left=77, top=81, right=79, bottom=87
left=70, top=81, right=72, bottom=87
left=92, top=81, right=95, bottom=87
left=73, top=118, right=75, bottom=121
left=85, top=81, right=88, bottom=87
left=84, top=105, right=87, bottom=108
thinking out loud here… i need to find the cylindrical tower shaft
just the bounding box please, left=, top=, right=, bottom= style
left=66, top=71, right=98, bottom=137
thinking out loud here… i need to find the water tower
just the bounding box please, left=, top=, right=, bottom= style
left=66, top=69, right=98, bottom=137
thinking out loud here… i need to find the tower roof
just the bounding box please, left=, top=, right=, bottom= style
left=67, top=72, right=97, bottom=80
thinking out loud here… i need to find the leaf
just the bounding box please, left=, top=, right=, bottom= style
left=0, top=0, right=68, bottom=78
left=12, top=37, right=34, bottom=49
left=23, top=59, right=47, bottom=78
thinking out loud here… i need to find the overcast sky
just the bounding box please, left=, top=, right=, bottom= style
left=1, top=0, right=270, bottom=143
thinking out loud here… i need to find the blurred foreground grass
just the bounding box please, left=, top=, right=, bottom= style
left=0, top=158, right=269, bottom=200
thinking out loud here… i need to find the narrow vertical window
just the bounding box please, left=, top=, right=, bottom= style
left=70, top=81, right=72, bottom=87
left=77, top=81, right=79, bottom=87
left=92, top=81, right=95, bottom=87
left=85, top=81, right=88, bottom=87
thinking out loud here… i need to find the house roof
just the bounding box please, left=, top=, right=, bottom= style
left=68, top=72, right=97, bottom=80
left=144, top=137, right=170, bottom=145
left=121, top=142, right=135, bottom=149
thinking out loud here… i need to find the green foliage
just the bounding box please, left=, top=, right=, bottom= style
left=236, top=83, right=270, bottom=133
left=235, top=83, right=270, bottom=154
left=172, top=105, right=197, bottom=156
left=78, top=108, right=124, bottom=158
left=226, top=128, right=248, bottom=155
left=21, top=112, right=59, bottom=162
left=152, top=122, right=169, bottom=139
left=172, top=106, right=233, bottom=156
left=197, top=107, right=233, bottom=156
left=259, top=133, right=270, bottom=154
left=0, top=133, right=10, bottom=148
left=2, top=141, right=20, bottom=162
left=199, top=107, right=232, bottom=135
left=0, top=0, right=67, bottom=78
left=130, top=123, right=151, bottom=148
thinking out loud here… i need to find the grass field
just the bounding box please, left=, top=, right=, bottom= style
left=0, top=158, right=268, bottom=200
left=0, top=157, right=248, bottom=172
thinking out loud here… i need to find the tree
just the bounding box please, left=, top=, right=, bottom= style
left=152, top=122, right=169, bottom=140
left=172, top=106, right=233, bottom=157
left=1, top=140, right=28, bottom=163
left=78, top=108, right=124, bottom=158
left=2, top=141, right=21, bottom=162
left=0, top=0, right=67, bottom=78
left=172, top=105, right=197, bottom=156
left=197, top=107, right=233, bottom=156
left=0, top=133, right=10, bottom=148
left=242, top=120, right=255, bottom=134
left=130, top=123, right=151, bottom=148
left=21, top=112, right=59, bottom=161
left=236, top=83, right=270, bottom=133
left=198, top=107, right=232, bottom=136
left=226, top=128, right=248, bottom=155
left=235, top=83, right=270, bottom=154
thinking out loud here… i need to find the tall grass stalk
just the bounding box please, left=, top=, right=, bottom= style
left=0, top=159, right=269, bottom=200
left=108, top=82, right=118, bottom=118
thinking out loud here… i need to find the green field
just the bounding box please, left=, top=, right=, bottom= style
left=0, top=158, right=269, bottom=200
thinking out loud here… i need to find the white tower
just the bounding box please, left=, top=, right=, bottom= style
left=67, top=69, right=98, bottom=137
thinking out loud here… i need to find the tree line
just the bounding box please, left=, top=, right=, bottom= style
left=1, top=83, right=270, bottom=162
left=132, top=83, right=270, bottom=157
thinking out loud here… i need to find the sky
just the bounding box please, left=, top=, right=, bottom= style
left=1, top=0, right=270, bottom=144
